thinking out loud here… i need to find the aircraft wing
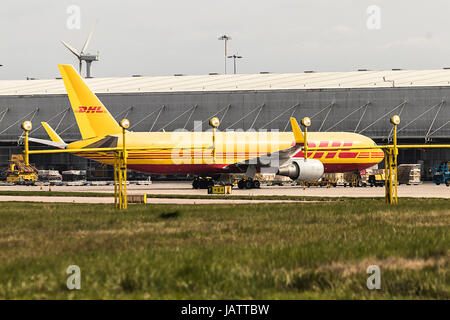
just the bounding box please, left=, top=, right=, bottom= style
left=222, top=144, right=302, bottom=170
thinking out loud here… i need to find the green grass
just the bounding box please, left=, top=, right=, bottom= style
left=0, top=190, right=447, bottom=203
left=0, top=189, right=348, bottom=201
left=0, top=199, right=448, bottom=299
left=0, top=189, right=408, bottom=202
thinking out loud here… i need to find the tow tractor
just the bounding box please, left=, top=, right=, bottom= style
left=432, top=162, right=450, bottom=186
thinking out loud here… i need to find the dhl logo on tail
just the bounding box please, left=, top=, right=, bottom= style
left=75, top=106, right=106, bottom=113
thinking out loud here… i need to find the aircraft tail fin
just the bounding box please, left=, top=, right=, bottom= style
left=41, top=122, right=65, bottom=144
left=58, top=64, right=122, bottom=140
left=290, top=117, right=304, bottom=144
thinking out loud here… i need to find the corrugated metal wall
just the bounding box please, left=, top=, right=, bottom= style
left=0, top=86, right=448, bottom=141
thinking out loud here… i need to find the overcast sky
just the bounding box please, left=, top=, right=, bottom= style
left=1, top=0, right=450, bottom=79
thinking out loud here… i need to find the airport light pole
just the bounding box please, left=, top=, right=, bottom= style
left=117, top=119, right=130, bottom=210
left=227, top=54, right=243, bottom=74
left=209, top=117, right=220, bottom=162
left=218, top=35, right=232, bottom=74
left=301, top=117, right=311, bottom=161
left=21, top=121, right=32, bottom=166
left=390, top=115, right=400, bottom=204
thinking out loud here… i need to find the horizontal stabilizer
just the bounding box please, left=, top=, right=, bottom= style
left=29, top=137, right=67, bottom=149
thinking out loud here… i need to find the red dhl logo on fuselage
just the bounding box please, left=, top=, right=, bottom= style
left=292, top=141, right=383, bottom=160
left=75, top=106, right=106, bottom=113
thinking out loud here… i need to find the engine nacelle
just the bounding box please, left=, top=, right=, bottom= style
left=277, top=159, right=324, bottom=182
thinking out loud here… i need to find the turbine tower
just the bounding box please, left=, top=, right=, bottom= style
left=61, top=21, right=99, bottom=78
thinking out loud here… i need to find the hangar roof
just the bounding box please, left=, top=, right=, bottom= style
left=2, top=69, right=450, bottom=95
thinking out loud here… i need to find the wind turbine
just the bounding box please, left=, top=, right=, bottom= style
left=61, top=21, right=99, bottom=78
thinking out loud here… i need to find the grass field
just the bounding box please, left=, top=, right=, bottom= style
left=0, top=199, right=448, bottom=299
left=0, top=190, right=339, bottom=201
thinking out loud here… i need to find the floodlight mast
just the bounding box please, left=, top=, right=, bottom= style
left=21, top=121, right=32, bottom=166
left=209, top=117, right=220, bottom=162
left=301, top=117, right=311, bottom=161
left=227, top=54, right=243, bottom=74
left=218, top=35, right=232, bottom=74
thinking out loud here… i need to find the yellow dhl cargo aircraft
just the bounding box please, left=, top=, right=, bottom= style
left=30, top=65, right=384, bottom=188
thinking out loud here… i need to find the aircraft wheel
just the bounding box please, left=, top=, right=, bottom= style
left=238, top=180, right=245, bottom=189
left=199, top=180, right=207, bottom=189
left=252, top=180, right=260, bottom=189
left=245, top=180, right=253, bottom=189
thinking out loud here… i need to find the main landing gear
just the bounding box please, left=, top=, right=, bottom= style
left=192, top=177, right=215, bottom=189
left=193, top=177, right=261, bottom=190
left=237, top=178, right=260, bottom=189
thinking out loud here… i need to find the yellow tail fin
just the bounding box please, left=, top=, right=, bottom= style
left=41, top=122, right=64, bottom=143
left=58, top=64, right=122, bottom=140
left=290, top=117, right=304, bottom=144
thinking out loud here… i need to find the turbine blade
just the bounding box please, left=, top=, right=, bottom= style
left=61, top=40, right=80, bottom=58
left=81, top=20, right=98, bottom=54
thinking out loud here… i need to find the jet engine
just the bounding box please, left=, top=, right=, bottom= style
left=277, top=159, right=324, bottom=182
